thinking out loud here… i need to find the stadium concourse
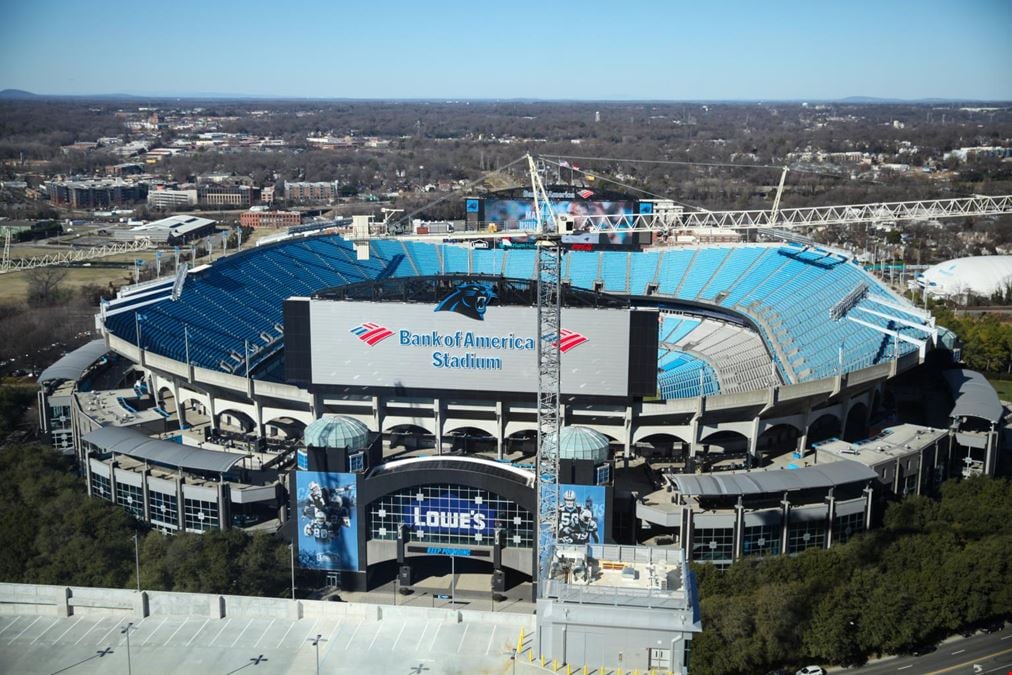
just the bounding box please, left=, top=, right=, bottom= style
left=38, top=233, right=1004, bottom=589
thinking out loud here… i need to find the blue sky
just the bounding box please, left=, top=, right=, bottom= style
left=0, top=0, right=1009, bottom=100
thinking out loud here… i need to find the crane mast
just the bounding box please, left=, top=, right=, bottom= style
left=529, top=155, right=563, bottom=597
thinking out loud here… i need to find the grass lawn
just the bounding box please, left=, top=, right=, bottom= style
left=987, top=378, right=1012, bottom=402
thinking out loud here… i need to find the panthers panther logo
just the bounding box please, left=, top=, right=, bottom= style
left=434, top=282, right=496, bottom=321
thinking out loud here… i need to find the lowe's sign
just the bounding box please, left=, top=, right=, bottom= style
left=411, top=494, right=496, bottom=535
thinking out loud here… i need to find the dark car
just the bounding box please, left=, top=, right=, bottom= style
left=984, top=620, right=1006, bottom=634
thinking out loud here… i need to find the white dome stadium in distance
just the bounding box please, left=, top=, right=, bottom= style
left=919, top=255, right=1012, bottom=299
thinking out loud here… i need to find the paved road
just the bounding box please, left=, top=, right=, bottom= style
left=844, top=626, right=1012, bottom=674
left=0, top=611, right=525, bottom=674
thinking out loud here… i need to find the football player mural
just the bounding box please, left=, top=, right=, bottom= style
left=296, top=472, right=359, bottom=571
left=557, top=485, right=605, bottom=546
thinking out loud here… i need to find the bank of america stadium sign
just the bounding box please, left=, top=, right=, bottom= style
left=349, top=324, right=589, bottom=370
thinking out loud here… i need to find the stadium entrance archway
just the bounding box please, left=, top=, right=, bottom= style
left=844, top=402, right=869, bottom=442
left=216, top=408, right=255, bottom=434
left=505, top=429, right=537, bottom=456
left=636, top=433, right=690, bottom=460
left=443, top=426, right=496, bottom=455
left=756, top=423, right=801, bottom=456
left=265, top=416, right=306, bottom=441
left=807, top=413, right=842, bottom=445
left=385, top=424, right=435, bottom=451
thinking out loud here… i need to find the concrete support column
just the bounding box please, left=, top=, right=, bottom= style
left=433, top=398, right=444, bottom=455
left=863, top=485, right=874, bottom=531
left=688, top=415, right=702, bottom=458
left=141, top=468, right=151, bottom=523
left=109, top=458, right=119, bottom=504
left=622, top=406, right=634, bottom=459
left=748, top=416, right=761, bottom=459
left=985, top=424, right=997, bottom=476
left=681, top=507, right=694, bottom=560
left=495, top=401, right=505, bottom=460
left=825, top=489, right=836, bottom=550
left=371, top=394, right=382, bottom=432
left=84, top=451, right=94, bottom=497
left=733, top=499, right=745, bottom=561
left=916, top=447, right=925, bottom=495
left=780, top=493, right=791, bottom=556
left=207, top=392, right=218, bottom=431
left=171, top=381, right=187, bottom=430
left=176, top=473, right=186, bottom=532
left=252, top=399, right=266, bottom=439
left=217, top=482, right=231, bottom=531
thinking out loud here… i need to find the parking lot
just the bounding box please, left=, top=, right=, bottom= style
left=0, top=611, right=524, bottom=674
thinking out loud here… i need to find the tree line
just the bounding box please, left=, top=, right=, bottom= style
left=689, top=477, right=1012, bottom=674
left=0, top=443, right=291, bottom=597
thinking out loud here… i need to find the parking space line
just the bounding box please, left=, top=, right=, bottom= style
left=367, top=623, right=383, bottom=651
left=392, top=622, right=407, bottom=650
left=162, top=618, right=188, bottom=646
left=427, top=623, right=443, bottom=652
left=253, top=619, right=275, bottom=648
left=208, top=618, right=232, bottom=647
left=1002, top=634, right=1012, bottom=640
left=341, top=622, right=363, bottom=651
left=142, top=617, right=169, bottom=645
left=73, top=618, right=105, bottom=646
left=231, top=619, right=254, bottom=647
left=485, top=625, right=497, bottom=655
left=274, top=621, right=296, bottom=649
left=9, top=616, right=40, bottom=644
left=29, top=618, right=58, bottom=645
left=98, top=619, right=127, bottom=646
left=951, top=649, right=965, bottom=655
left=318, top=621, right=343, bottom=662
left=415, top=622, right=430, bottom=650
left=0, top=617, right=20, bottom=637
left=52, top=616, right=84, bottom=644
left=300, top=619, right=320, bottom=650
left=186, top=619, right=209, bottom=647
left=897, top=666, right=912, bottom=670
left=457, top=624, right=470, bottom=653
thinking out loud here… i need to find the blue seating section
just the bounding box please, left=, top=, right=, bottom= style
left=105, top=236, right=391, bottom=372
left=657, top=352, right=720, bottom=399
left=678, top=248, right=729, bottom=298
left=600, top=252, right=628, bottom=292
left=629, top=252, right=659, bottom=295
left=105, top=236, right=927, bottom=388
left=659, top=315, right=700, bottom=345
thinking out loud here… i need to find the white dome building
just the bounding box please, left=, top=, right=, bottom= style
left=917, top=255, right=1012, bottom=300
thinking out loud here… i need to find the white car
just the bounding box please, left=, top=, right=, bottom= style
left=796, top=668, right=825, bottom=675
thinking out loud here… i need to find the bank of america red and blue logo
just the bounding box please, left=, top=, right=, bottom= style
left=544, top=329, right=589, bottom=353
left=350, top=322, right=393, bottom=346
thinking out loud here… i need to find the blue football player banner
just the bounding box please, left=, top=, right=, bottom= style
left=557, top=484, right=605, bottom=546
left=296, top=471, right=359, bottom=571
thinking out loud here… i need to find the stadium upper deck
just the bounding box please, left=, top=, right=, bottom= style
left=100, top=235, right=936, bottom=400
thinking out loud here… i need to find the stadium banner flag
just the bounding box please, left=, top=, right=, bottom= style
left=296, top=471, right=359, bottom=571
left=557, top=484, right=606, bottom=546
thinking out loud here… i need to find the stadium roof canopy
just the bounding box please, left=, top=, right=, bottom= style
left=668, top=460, right=877, bottom=496
left=83, top=426, right=246, bottom=473
left=37, top=340, right=108, bottom=384
left=920, top=255, right=1012, bottom=298
left=943, top=368, right=1003, bottom=424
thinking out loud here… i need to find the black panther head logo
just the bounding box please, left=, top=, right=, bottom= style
left=434, top=282, right=496, bottom=321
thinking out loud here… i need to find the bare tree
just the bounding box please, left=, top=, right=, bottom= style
left=25, top=265, right=69, bottom=306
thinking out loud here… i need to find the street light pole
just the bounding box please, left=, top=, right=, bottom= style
left=121, top=623, right=134, bottom=675
left=133, top=532, right=140, bottom=592
left=451, top=554, right=455, bottom=606
left=290, top=543, right=296, bottom=600
left=308, top=634, right=326, bottom=675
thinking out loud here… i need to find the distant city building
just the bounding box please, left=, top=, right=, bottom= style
left=111, top=214, right=217, bottom=244
left=239, top=210, right=301, bottom=228
left=261, top=185, right=275, bottom=205
left=285, top=181, right=340, bottom=203
left=46, top=179, right=147, bottom=208
left=147, top=188, right=198, bottom=209
left=197, top=184, right=261, bottom=208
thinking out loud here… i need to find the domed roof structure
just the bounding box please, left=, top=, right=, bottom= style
left=547, top=426, right=611, bottom=463
left=919, top=255, right=1012, bottom=299
left=303, top=415, right=369, bottom=449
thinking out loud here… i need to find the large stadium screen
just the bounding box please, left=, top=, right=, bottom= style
left=289, top=289, right=656, bottom=397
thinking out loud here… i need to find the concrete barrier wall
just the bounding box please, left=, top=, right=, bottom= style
left=0, top=583, right=535, bottom=629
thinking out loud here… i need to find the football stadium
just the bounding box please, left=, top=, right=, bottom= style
left=39, top=205, right=1003, bottom=604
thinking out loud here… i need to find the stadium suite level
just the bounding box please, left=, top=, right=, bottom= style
left=36, top=235, right=1004, bottom=591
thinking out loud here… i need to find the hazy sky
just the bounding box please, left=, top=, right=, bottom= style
left=1, top=0, right=1009, bottom=100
